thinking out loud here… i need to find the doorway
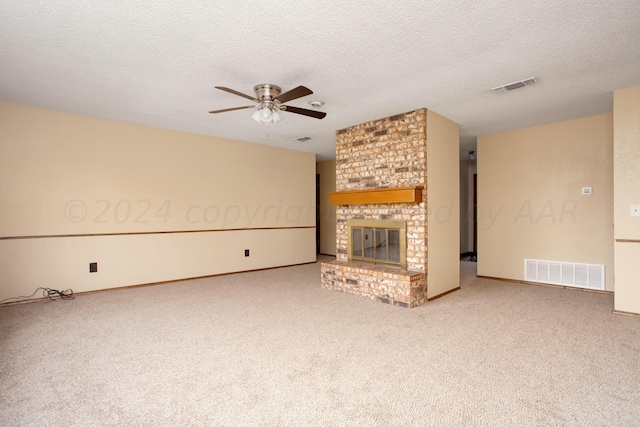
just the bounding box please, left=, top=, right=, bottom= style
left=471, top=173, right=477, bottom=262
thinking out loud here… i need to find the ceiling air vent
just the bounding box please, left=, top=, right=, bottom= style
left=491, top=77, right=536, bottom=92
left=296, top=136, right=312, bottom=142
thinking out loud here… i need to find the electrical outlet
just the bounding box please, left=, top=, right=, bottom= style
left=244, top=249, right=250, bottom=257
left=631, top=205, right=640, bottom=217
left=89, top=262, right=98, bottom=273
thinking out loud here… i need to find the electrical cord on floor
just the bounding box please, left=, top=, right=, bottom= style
left=0, top=287, right=74, bottom=305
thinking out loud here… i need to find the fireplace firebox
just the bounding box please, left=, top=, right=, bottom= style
left=348, top=219, right=407, bottom=269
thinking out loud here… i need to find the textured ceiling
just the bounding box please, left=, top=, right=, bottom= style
left=1, top=0, right=639, bottom=161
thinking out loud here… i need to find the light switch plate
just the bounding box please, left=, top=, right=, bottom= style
left=631, top=205, right=640, bottom=217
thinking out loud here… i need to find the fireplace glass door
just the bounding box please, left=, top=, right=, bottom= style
left=348, top=220, right=407, bottom=269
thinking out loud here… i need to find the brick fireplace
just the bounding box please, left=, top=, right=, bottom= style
left=321, top=109, right=429, bottom=307
left=320, top=108, right=461, bottom=308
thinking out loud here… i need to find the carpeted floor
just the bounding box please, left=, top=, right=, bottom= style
left=1, top=258, right=639, bottom=426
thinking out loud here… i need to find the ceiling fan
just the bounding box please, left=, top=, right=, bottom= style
left=209, top=84, right=326, bottom=124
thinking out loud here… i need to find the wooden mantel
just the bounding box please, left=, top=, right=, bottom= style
left=328, top=186, right=423, bottom=205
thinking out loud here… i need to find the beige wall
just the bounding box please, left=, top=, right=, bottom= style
left=0, top=101, right=316, bottom=301
left=613, top=86, right=640, bottom=313
left=317, top=160, right=337, bottom=255
left=426, top=110, right=460, bottom=298
left=477, top=114, right=614, bottom=290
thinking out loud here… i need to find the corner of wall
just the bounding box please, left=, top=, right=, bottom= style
left=613, top=86, right=640, bottom=313
left=426, top=111, right=461, bottom=298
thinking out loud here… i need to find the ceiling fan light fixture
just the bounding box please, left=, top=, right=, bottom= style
left=251, top=102, right=283, bottom=125
left=261, top=105, right=272, bottom=121
left=251, top=106, right=263, bottom=123
left=271, top=108, right=283, bottom=123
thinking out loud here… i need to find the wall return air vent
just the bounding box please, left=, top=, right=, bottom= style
left=491, top=77, right=536, bottom=91
left=524, top=258, right=604, bottom=291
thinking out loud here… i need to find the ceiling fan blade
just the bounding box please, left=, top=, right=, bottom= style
left=209, top=105, right=254, bottom=114
left=275, top=85, right=313, bottom=103
left=215, top=86, right=258, bottom=102
left=283, top=105, right=327, bottom=119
